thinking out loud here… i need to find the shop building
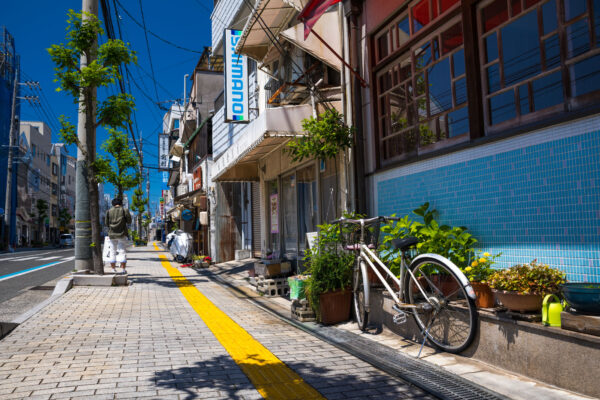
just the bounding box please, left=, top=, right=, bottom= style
left=352, top=0, right=600, bottom=281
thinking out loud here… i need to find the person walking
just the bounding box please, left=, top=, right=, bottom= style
left=105, top=197, right=132, bottom=274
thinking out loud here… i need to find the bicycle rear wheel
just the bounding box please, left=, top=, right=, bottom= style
left=406, top=256, right=477, bottom=353
left=353, top=258, right=369, bottom=331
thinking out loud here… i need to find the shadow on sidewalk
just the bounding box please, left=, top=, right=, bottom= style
left=153, top=354, right=395, bottom=400
left=129, top=274, right=209, bottom=288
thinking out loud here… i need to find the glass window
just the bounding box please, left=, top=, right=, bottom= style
left=501, top=10, right=541, bottom=86
left=296, top=165, right=317, bottom=256
left=281, top=174, right=298, bottom=259
left=566, top=19, right=590, bottom=59
left=375, top=15, right=468, bottom=163
left=490, top=90, right=516, bottom=125
left=482, top=0, right=508, bottom=32
left=570, top=53, right=600, bottom=96
left=564, top=0, right=587, bottom=21
left=412, top=0, right=431, bottom=33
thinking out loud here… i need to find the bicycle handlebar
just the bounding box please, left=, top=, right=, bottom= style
left=333, top=216, right=401, bottom=224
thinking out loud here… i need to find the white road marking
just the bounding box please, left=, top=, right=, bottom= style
left=38, top=256, right=62, bottom=261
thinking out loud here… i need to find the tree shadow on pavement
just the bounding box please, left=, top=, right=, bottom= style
left=152, top=353, right=417, bottom=400
left=128, top=275, right=208, bottom=289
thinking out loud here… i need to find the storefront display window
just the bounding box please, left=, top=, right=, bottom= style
left=266, top=180, right=280, bottom=258
left=281, top=173, right=298, bottom=259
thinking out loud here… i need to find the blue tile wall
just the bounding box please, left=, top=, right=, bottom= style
left=377, top=131, right=600, bottom=283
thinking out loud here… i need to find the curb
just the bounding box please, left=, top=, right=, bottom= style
left=0, top=276, right=74, bottom=340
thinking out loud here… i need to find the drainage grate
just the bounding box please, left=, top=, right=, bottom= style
left=314, top=325, right=508, bottom=400
left=252, top=299, right=508, bottom=400
left=29, top=286, right=54, bottom=291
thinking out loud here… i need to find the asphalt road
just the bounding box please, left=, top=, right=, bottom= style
left=0, top=248, right=75, bottom=304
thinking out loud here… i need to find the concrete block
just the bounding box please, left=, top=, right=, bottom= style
left=52, top=277, right=73, bottom=296
left=72, top=274, right=115, bottom=286
left=235, top=249, right=252, bottom=260
left=113, top=274, right=128, bottom=286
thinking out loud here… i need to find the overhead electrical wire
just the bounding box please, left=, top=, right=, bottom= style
left=137, top=0, right=161, bottom=106
left=114, top=0, right=204, bottom=54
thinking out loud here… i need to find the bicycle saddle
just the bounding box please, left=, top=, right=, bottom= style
left=390, top=237, right=419, bottom=251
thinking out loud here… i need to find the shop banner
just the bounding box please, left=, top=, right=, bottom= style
left=224, top=29, right=249, bottom=123
left=159, top=134, right=169, bottom=169
left=270, top=194, right=279, bottom=234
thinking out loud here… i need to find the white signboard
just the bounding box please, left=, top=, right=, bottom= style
left=159, top=134, right=169, bottom=169
left=224, top=29, right=249, bottom=123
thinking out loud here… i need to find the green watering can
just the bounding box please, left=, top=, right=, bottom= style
left=542, top=294, right=564, bottom=327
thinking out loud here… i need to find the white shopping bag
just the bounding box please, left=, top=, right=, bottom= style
left=102, top=236, right=113, bottom=262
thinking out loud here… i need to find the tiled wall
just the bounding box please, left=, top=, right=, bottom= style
left=374, top=116, right=600, bottom=283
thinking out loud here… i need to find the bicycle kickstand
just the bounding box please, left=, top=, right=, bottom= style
left=391, top=304, right=407, bottom=325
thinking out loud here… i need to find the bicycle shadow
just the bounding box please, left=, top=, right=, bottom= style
left=151, top=353, right=415, bottom=400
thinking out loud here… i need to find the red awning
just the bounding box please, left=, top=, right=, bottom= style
left=297, top=0, right=341, bottom=39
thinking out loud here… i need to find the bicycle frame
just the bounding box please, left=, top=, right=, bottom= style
left=358, top=244, right=431, bottom=312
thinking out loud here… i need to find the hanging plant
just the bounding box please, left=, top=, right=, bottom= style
left=285, top=109, right=354, bottom=162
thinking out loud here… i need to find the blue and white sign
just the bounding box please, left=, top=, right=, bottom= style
left=224, top=29, right=249, bottom=123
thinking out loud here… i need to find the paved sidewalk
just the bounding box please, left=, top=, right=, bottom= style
left=206, top=258, right=593, bottom=400
left=0, top=244, right=432, bottom=399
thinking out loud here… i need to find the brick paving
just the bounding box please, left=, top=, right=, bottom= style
left=0, top=245, right=430, bottom=400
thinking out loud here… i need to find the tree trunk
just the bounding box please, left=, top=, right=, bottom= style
left=84, top=92, right=104, bottom=275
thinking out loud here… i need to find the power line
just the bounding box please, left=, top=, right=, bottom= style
left=114, top=0, right=204, bottom=54
left=137, top=0, right=161, bottom=106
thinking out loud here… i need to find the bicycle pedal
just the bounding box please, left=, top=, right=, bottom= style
left=393, top=311, right=407, bottom=325
left=392, top=304, right=407, bottom=325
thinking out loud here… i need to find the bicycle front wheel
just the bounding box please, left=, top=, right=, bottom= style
left=406, top=256, right=477, bottom=353
left=353, top=258, right=369, bottom=331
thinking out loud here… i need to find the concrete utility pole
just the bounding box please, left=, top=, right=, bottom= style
left=4, top=73, right=18, bottom=251
left=74, top=0, right=98, bottom=271
left=138, top=132, right=144, bottom=237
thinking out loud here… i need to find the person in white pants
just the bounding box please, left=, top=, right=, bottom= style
left=105, top=197, right=132, bottom=274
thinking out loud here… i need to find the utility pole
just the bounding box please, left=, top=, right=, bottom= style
left=74, top=0, right=98, bottom=272
left=138, top=131, right=144, bottom=238
left=4, top=72, right=18, bottom=251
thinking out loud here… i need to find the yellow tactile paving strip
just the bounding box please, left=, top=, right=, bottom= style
left=153, top=243, right=324, bottom=399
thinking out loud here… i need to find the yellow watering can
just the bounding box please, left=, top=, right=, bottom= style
left=542, top=294, right=564, bottom=327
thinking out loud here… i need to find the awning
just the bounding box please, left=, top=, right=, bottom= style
left=212, top=104, right=312, bottom=181
left=279, top=10, right=341, bottom=70
left=235, top=0, right=302, bottom=61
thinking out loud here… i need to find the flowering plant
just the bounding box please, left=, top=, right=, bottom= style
left=463, top=251, right=501, bottom=283
left=488, top=260, right=566, bottom=294
left=203, top=256, right=212, bottom=263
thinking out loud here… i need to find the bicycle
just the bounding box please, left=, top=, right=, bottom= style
left=336, top=216, right=478, bottom=354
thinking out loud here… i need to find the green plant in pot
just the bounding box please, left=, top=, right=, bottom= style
left=304, top=221, right=355, bottom=324
left=463, top=251, right=501, bottom=308
left=488, top=260, right=566, bottom=313
left=380, top=202, right=477, bottom=293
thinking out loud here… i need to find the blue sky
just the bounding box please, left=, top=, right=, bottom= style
left=2, top=0, right=213, bottom=214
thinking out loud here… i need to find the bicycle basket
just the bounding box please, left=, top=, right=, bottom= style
left=338, top=219, right=381, bottom=251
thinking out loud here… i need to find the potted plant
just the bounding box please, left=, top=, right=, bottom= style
left=202, top=256, right=212, bottom=267
left=304, top=221, right=354, bottom=325
left=191, top=255, right=204, bottom=267
left=463, top=251, right=501, bottom=308
left=380, top=202, right=477, bottom=294
left=488, top=260, right=566, bottom=313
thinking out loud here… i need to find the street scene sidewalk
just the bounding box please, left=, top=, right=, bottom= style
left=0, top=243, right=592, bottom=400
left=0, top=244, right=429, bottom=400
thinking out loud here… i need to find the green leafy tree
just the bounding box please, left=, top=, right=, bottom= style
left=94, top=129, right=140, bottom=199
left=49, top=10, right=137, bottom=274
left=58, top=208, right=72, bottom=232
left=35, top=199, right=48, bottom=242
left=131, top=188, right=147, bottom=240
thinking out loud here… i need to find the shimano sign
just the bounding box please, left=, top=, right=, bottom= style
left=224, top=29, right=249, bottom=123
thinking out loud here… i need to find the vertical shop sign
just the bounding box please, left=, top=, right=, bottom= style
left=224, top=29, right=249, bottom=123
left=159, top=134, right=169, bottom=169
left=270, top=193, right=279, bottom=233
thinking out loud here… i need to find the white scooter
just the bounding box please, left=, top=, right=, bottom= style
left=166, top=230, right=193, bottom=263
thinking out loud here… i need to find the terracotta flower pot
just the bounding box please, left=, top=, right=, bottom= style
left=432, top=274, right=460, bottom=299
left=319, top=289, right=352, bottom=325
left=471, top=281, right=495, bottom=308
left=493, top=289, right=543, bottom=313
